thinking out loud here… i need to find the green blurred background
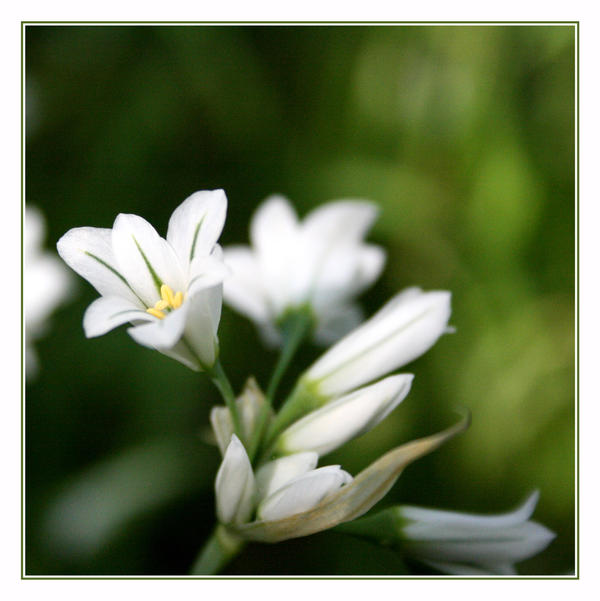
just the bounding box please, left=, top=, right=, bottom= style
left=25, top=25, right=575, bottom=576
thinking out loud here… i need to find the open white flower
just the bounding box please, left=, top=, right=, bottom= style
left=303, top=287, right=452, bottom=397
left=57, top=190, right=229, bottom=371
left=397, top=491, right=555, bottom=575
left=26, top=206, right=72, bottom=376
left=223, top=195, right=385, bottom=346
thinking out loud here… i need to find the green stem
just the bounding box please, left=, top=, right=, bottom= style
left=257, top=380, right=326, bottom=464
left=247, top=308, right=314, bottom=462
left=207, top=360, right=243, bottom=442
left=190, top=524, right=246, bottom=575
left=266, top=308, right=314, bottom=402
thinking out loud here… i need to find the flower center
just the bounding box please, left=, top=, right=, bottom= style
left=146, top=284, right=184, bottom=319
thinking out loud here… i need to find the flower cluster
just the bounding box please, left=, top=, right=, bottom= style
left=56, top=190, right=555, bottom=576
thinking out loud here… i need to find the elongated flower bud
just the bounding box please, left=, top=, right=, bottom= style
left=304, top=288, right=452, bottom=397
left=215, top=435, right=255, bottom=525
left=257, top=465, right=352, bottom=522
left=338, top=490, right=555, bottom=575
left=399, top=491, right=555, bottom=574
left=275, top=374, right=414, bottom=457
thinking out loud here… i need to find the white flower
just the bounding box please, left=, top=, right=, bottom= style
left=26, top=206, right=72, bottom=376
left=57, top=190, right=229, bottom=371
left=303, top=287, right=452, bottom=397
left=215, top=435, right=352, bottom=526
left=223, top=195, right=385, bottom=346
left=398, top=491, right=555, bottom=575
left=274, top=374, right=414, bottom=457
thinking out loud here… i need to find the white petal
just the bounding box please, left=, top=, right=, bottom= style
left=354, top=244, right=386, bottom=292
left=250, top=195, right=299, bottom=313
left=301, top=201, right=379, bottom=245
left=401, top=492, right=555, bottom=567
left=26, top=253, right=71, bottom=332
left=222, top=246, right=271, bottom=323
left=309, top=244, right=385, bottom=312
left=257, top=465, right=352, bottom=521
left=187, top=251, right=230, bottom=297
left=306, top=290, right=451, bottom=396
left=166, top=189, right=227, bottom=266
left=181, top=286, right=222, bottom=368
left=250, top=194, right=298, bottom=253
left=291, top=202, right=379, bottom=303
left=83, top=296, right=153, bottom=338
left=157, top=340, right=202, bottom=371
left=127, top=301, right=189, bottom=350
left=405, top=521, right=555, bottom=565
left=112, top=213, right=186, bottom=307
left=255, top=452, right=319, bottom=500
left=401, top=491, right=540, bottom=533
left=210, top=406, right=234, bottom=456
left=276, top=375, right=413, bottom=456
left=57, top=227, right=142, bottom=306
left=215, top=435, right=255, bottom=524
left=26, top=206, right=45, bottom=255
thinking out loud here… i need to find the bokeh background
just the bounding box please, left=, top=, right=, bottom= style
left=25, top=24, right=575, bottom=576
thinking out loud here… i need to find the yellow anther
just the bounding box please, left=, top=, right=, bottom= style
left=160, top=284, right=175, bottom=307
left=172, top=291, right=183, bottom=309
left=154, top=299, right=169, bottom=311
left=146, top=307, right=165, bottom=319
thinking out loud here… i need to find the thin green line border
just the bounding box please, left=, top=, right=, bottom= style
left=20, top=20, right=580, bottom=581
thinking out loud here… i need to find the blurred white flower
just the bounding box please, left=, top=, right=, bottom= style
left=274, top=374, right=414, bottom=457
left=25, top=206, right=72, bottom=376
left=398, top=491, right=555, bottom=575
left=57, top=190, right=229, bottom=371
left=304, top=287, right=452, bottom=397
left=223, top=195, right=385, bottom=346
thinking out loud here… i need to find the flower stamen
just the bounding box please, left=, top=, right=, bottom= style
left=161, top=284, right=176, bottom=307
left=146, top=284, right=185, bottom=319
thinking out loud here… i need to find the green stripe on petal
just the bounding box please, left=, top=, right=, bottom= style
left=132, top=235, right=163, bottom=295
left=189, top=215, right=206, bottom=262
left=84, top=251, right=145, bottom=305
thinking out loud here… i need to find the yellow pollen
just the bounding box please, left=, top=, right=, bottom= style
left=146, top=307, right=165, bottom=319
left=161, top=284, right=175, bottom=307
left=172, top=291, right=183, bottom=309
left=154, top=299, right=169, bottom=311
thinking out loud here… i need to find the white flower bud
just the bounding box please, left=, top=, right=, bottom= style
left=255, top=452, right=319, bottom=500
left=275, top=374, right=413, bottom=457
left=215, top=435, right=255, bottom=525
left=399, top=491, right=556, bottom=574
left=304, top=288, right=452, bottom=397
left=257, top=465, right=352, bottom=522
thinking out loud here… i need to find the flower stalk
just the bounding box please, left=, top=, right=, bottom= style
left=248, top=307, right=314, bottom=462
left=207, top=360, right=244, bottom=441
left=190, top=524, right=245, bottom=575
